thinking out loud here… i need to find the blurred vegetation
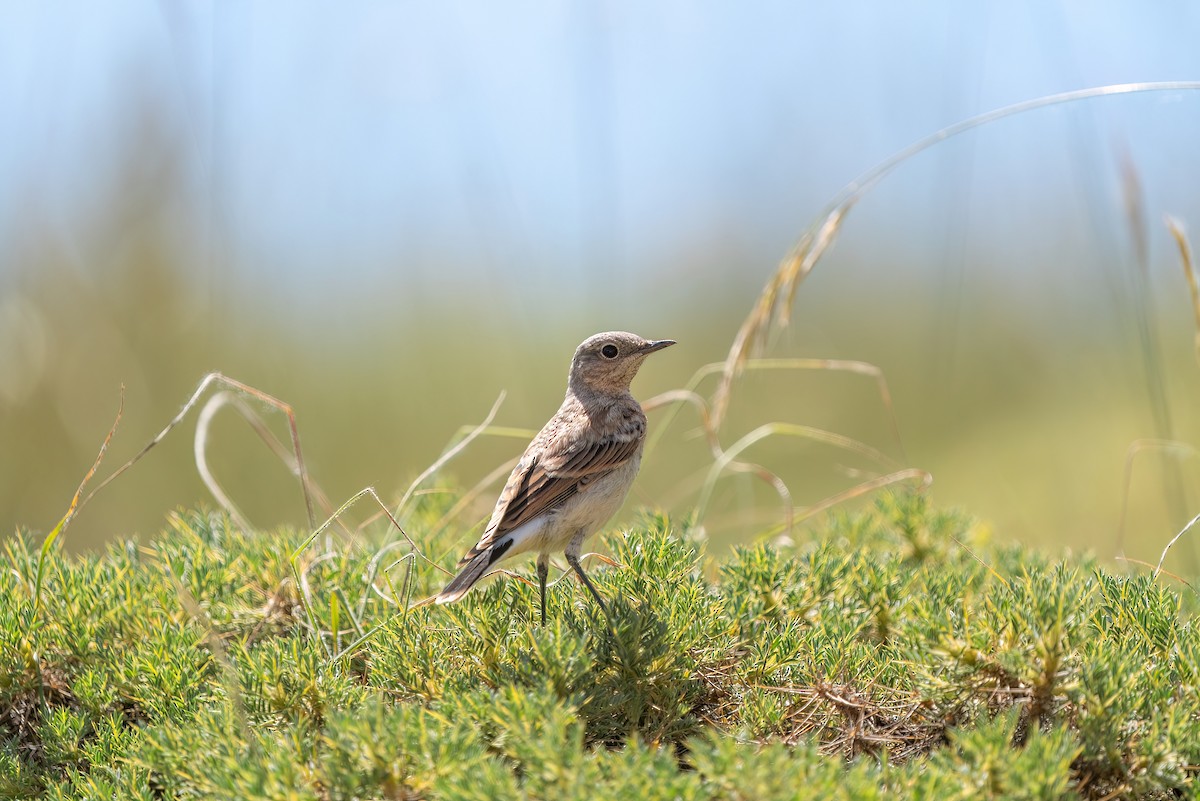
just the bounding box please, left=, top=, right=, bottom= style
left=2, top=99, right=1199, bottom=579
left=2, top=495, right=1199, bottom=799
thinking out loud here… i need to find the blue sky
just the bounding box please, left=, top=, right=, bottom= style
left=2, top=3, right=1200, bottom=552
left=2, top=3, right=1199, bottom=314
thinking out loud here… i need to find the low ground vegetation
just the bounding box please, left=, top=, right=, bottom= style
left=2, top=494, right=1198, bottom=800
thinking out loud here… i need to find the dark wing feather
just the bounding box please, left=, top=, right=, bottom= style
left=458, top=427, right=642, bottom=564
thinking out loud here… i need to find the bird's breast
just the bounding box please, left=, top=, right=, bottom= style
left=566, top=453, right=640, bottom=522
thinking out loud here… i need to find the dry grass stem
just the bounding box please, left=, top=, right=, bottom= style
left=1166, top=215, right=1200, bottom=366
left=792, top=468, right=933, bottom=525
left=427, top=456, right=521, bottom=542
left=714, top=82, right=1200, bottom=432
left=289, top=486, right=441, bottom=658
left=1114, top=438, right=1198, bottom=557
left=1154, top=511, right=1200, bottom=579
left=76, top=372, right=321, bottom=530
left=36, top=385, right=125, bottom=610
left=1115, top=556, right=1193, bottom=591
left=391, top=391, right=507, bottom=521
left=644, top=358, right=927, bottom=539
left=696, top=421, right=903, bottom=524
left=193, top=391, right=348, bottom=535
left=713, top=206, right=850, bottom=429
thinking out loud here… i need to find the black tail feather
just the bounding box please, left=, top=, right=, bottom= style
left=435, top=538, right=514, bottom=604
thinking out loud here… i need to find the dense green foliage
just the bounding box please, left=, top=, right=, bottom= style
left=2, top=494, right=1198, bottom=800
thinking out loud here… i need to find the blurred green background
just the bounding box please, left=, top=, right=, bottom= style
left=2, top=4, right=1199, bottom=573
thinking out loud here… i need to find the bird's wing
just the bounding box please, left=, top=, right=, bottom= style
left=458, top=424, right=642, bottom=564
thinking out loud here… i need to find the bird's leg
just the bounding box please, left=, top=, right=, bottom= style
left=536, top=553, right=549, bottom=627
left=566, top=531, right=610, bottom=620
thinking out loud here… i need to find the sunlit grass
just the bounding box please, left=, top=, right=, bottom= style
left=3, top=496, right=1198, bottom=799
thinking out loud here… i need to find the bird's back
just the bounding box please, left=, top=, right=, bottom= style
left=460, top=390, right=645, bottom=564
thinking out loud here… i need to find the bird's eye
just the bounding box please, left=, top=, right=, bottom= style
left=601, top=344, right=619, bottom=359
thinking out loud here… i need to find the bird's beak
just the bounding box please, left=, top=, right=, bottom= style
left=641, top=339, right=676, bottom=354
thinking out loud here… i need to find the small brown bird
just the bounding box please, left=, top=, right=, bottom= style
left=436, top=331, right=675, bottom=623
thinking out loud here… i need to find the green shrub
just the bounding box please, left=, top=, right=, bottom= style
left=1, top=493, right=1197, bottom=799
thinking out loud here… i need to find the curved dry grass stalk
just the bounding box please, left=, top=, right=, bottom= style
left=295, top=550, right=340, bottom=655
left=1114, top=556, right=1194, bottom=591
left=290, top=486, right=445, bottom=659
left=427, top=455, right=520, bottom=542
left=751, top=468, right=935, bottom=540
left=364, top=547, right=418, bottom=611
left=642, top=388, right=714, bottom=454
left=722, top=459, right=794, bottom=517
left=1122, top=161, right=1191, bottom=527
left=392, top=391, right=508, bottom=520
left=1166, top=215, right=1200, bottom=366
left=36, top=385, right=125, bottom=611
left=293, top=487, right=443, bottom=576
left=713, top=208, right=849, bottom=428
left=1114, top=438, right=1198, bottom=558
left=193, top=391, right=349, bottom=536
left=695, top=421, right=905, bottom=526
left=645, top=356, right=924, bottom=538
left=338, top=553, right=417, bottom=656
left=650, top=358, right=907, bottom=461
left=644, top=389, right=795, bottom=530
left=1155, top=512, right=1200, bottom=579
left=712, top=81, right=1200, bottom=432
left=350, top=394, right=518, bottom=535
left=193, top=392, right=254, bottom=532
left=76, top=372, right=320, bottom=530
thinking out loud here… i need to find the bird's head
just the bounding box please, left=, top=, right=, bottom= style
left=567, top=331, right=675, bottom=396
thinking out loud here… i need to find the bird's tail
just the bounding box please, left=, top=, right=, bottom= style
left=435, top=544, right=503, bottom=604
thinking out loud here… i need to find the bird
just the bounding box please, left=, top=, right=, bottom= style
left=435, top=331, right=675, bottom=624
